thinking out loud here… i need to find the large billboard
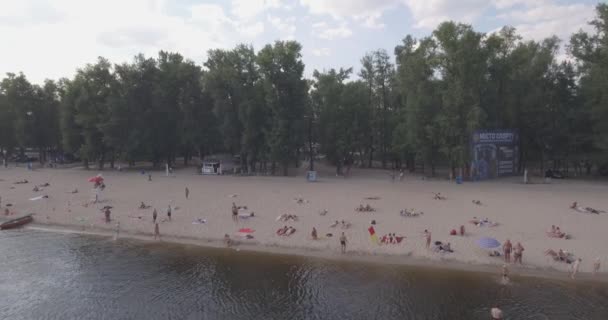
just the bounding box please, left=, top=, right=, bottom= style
left=471, top=130, right=519, bottom=179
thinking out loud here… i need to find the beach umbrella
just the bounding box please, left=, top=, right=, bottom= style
left=476, top=237, right=501, bottom=249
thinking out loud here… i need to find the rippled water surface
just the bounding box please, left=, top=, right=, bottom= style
left=1, top=230, right=607, bottom=320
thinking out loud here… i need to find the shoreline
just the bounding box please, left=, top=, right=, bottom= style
left=3, top=167, right=608, bottom=285
left=24, top=222, right=608, bottom=285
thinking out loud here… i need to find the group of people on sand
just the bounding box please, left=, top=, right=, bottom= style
left=469, top=217, right=498, bottom=227
left=380, top=233, right=404, bottom=244
left=400, top=209, right=422, bottom=217
left=433, top=192, right=446, bottom=200
left=502, top=240, right=524, bottom=264
left=276, top=226, right=296, bottom=236
left=355, top=204, right=375, bottom=212
left=277, top=213, right=298, bottom=222
left=329, top=220, right=351, bottom=229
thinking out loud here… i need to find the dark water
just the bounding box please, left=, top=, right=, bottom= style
left=1, top=230, right=607, bottom=320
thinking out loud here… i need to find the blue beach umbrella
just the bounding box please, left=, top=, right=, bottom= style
left=477, top=237, right=501, bottom=249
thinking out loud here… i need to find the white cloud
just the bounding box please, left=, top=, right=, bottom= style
left=403, top=0, right=489, bottom=29
left=300, top=0, right=397, bottom=29
left=496, top=2, right=594, bottom=42
left=237, top=21, right=266, bottom=38
left=312, top=22, right=352, bottom=40
left=358, top=12, right=386, bottom=29
left=311, top=47, right=331, bottom=57
left=0, top=0, right=254, bottom=84
left=268, top=14, right=296, bottom=38
left=230, top=0, right=283, bottom=20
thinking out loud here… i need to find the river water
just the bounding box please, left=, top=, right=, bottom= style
left=1, top=229, right=607, bottom=320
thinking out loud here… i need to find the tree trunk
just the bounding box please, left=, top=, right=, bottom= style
left=271, top=161, right=276, bottom=175
left=367, top=143, right=373, bottom=168
left=282, top=161, right=288, bottom=176
left=110, top=153, right=115, bottom=169
left=83, top=158, right=89, bottom=170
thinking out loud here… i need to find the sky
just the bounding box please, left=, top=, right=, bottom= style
left=0, top=0, right=603, bottom=84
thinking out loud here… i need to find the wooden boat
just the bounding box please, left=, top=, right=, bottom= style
left=0, top=215, right=34, bottom=230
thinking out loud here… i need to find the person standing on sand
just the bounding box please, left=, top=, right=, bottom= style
left=571, top=258, right=582, bottom=279
left=503, top=239, right=512, bottom=263
left=311, top=227, right=318, bottom=240
left=104, top=207, right=111, bottom=223
left=491, top=305, right=503, bottom=319
left=232, top=202, right=238, bottom=222
left=152, top=208, right=157, bottom=223
left=185, top=187, right=189, bottom=199
left=167, top=205, right=172, bottom=221
left=154, top=222, right=161, bottom=240
left=594, top=257, right=601, bottom=275
left=424, top=230, right=431, bottom=249
left=340, top=232, right=347, bottom=253
left=148, top=174, right=152, bottom=181
left=114, top=222, right=120, bottom=240
left=513, top=242, right=524, bottom=264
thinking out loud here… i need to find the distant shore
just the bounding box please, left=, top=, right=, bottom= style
left=2, top=166, right=608, bottom=283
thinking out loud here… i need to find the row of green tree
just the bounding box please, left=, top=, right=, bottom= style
left=1, top=4, right=607, bottom=176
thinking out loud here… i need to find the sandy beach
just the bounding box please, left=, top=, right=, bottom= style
left=2, top=166, right=608, bottom=278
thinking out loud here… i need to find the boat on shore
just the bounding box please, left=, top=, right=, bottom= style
left=0, top=215, right=34, bottom=230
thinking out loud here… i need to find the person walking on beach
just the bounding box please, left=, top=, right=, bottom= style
left=154, top=222, right=161, bottom=240
left=148, top=174, right=152, bottom=182
left=594, top=257, right=601, bottom=276
left=570, top=258, right=582, bottom=279
left=340, top=232, right=347, bottom=253
left=185, top=187, right=189, bottom=199
left=424, top=230, right=431, bottom=249
left=513, top=242, right=524, bottom=264
left=491, top=305, right=503, bottom=319
left=104, top=207, right=111, bottom=223
left=232, top=202, right=238, bottom=222
left=167, top=205, right=172, bottom=221
left=152, top=208, right=157, bottom=223
left=503, top=239, right=512, bottom=263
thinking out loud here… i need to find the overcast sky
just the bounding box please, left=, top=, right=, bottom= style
left=0, top=0, right=602, bottom=84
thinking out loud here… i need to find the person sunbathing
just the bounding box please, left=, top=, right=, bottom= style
left=472, top=200, right=482, bottom=205
left=545, top=249, right=574, bottom=263
left=285, top=226, right=296, bottom=236
left=381, top=234, right=388, bottom=243
left=433, top=192, right=446, bottom=200
left=139, top=202, right=151, bottom=209
left=14, top=179, right=28, bottom=184
left=276, top=226, right=288, bottom=236
left=319, top=209, right=328, bottom=216
left=32, top=186, right=40, bottom=192
left=71, top=188, right=78, bottom=194
left=330, top=220, right=339, bottom=228
left=39, top=182, right=50, bottom=187
left=340, top=220, right=352, bottom=229
left=585, top=206, right=604, bottom=214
